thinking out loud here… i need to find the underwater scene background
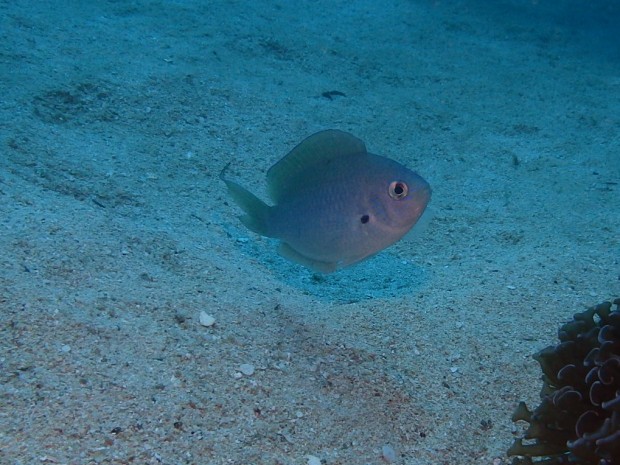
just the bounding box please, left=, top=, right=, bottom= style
left=1, top=1, right=619, bottom=464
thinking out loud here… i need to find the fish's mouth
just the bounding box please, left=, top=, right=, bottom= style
left=407, top=182, right=432, bottom=222
left=410, top=182, right=431, bottom=204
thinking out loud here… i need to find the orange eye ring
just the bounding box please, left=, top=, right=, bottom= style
left=389, top=181, right=408, bottom=200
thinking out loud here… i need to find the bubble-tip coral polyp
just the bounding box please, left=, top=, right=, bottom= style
left=509, top=298, right=620, bottom=465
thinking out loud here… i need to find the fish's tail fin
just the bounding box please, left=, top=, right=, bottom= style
left=220, top=167, right=272, bottom=236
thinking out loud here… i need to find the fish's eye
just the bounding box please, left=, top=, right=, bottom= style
left=388, top=181, right=408, bottom=200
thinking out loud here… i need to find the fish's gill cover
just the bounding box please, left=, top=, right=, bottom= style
left=508, top=298, right=620, bottom=465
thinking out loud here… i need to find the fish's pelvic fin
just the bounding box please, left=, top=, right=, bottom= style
left=278, top=243, right=339, bottom=273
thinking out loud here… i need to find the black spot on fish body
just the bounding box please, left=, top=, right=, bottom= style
left=360, top=214, right=370, bottom=224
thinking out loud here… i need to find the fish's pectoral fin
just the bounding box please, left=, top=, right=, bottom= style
left=277, top=243, right=339, bottom=273
left=221, top=174, right=272, bottom=237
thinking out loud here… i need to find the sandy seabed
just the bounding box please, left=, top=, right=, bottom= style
left=1, top=1, right=619, bottom=464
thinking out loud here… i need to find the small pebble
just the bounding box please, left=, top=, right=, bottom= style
left=306, top=455, right=321, bottom=465
left=239, top=363, right=255, bottom=376
left=382, top=444, right=396, bottom=463
left=199, top=311, right=215, bottom=327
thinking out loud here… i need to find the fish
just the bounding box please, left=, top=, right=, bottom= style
left=220, top=129, right=431, bottom=273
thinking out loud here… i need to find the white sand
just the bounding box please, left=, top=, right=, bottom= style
left=1, top=1, right=619, bottom=464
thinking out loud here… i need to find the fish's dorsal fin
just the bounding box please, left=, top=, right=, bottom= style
left=267, top=129, right=367, bottom=202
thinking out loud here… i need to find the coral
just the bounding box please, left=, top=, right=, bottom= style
left=508, top=298, right=620, bottom=465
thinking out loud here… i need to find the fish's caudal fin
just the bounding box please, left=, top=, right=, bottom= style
left=220, top=167, right=272, bottom=237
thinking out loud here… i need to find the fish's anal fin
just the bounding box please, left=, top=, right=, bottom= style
left=277, top=243, right=339, bottom=273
